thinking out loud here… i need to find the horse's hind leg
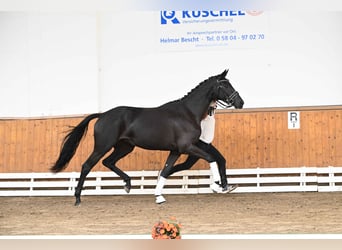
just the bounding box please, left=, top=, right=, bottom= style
left=102, top=141, right=135, bottom=193
left=75, top=151, right=105, bottom=206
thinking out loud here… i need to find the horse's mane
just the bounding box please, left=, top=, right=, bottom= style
left=158, top=75, right=218, bottom=108
left=181, top=76, right=214, bottom=99
left=165, top=76, right=217, bottom=106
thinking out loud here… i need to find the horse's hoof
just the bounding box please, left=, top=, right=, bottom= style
left=74, top=199, right=81, bottom=206
left=155, top=195, right=166, bottom=204
left=124, top=179, right=131, bottom=193
left=124, top=185, right=131, bottom=193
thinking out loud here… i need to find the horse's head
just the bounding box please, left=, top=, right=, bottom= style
left=212, top=69, right=244, bottom=109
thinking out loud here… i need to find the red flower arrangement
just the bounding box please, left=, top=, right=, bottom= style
left=152, top=217, right=182, bottom=239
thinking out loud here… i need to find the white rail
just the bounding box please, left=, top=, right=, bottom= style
left=0, top=167, right=341, bottom=196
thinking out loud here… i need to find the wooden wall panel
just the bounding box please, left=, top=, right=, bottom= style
left=0, top=106, right=341, bottom=173
left=337, top=111, right=342, bottom=165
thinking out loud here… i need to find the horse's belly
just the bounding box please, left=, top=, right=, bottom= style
left=122, top=116, right=196, bottom=151
left=134, top=135, right=176, bottom=151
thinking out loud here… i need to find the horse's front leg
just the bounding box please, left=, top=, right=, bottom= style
left=155, top=151, right=180, bottom=204
left=184, top=144, right=230, bottom=192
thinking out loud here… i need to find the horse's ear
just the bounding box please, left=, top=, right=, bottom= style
left=219, top=69, right=229, bottom=79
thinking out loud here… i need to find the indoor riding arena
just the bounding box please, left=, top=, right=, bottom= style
left=1, top=6, right=342, bottom=243
left=1, top=107, right=342, bottom=236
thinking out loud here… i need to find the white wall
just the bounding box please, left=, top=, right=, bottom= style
left=0, top=12, right=98, bottom=117
left=0, top=11, right=341, bottom=117
left=99, top=11, right=342, bottom=110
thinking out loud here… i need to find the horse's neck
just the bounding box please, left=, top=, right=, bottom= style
left=182, top=93, right=212, bottom=122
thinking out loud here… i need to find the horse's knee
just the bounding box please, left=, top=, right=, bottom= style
left=160, top=166, right=173, bottom=178
left=160, top=169, right=170, bottom=178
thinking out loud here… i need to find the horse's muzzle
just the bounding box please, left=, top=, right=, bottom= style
left=234, top=98, right=244, bottom=109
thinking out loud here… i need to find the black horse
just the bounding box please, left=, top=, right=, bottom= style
left=51, top=70, right=244, bottom=205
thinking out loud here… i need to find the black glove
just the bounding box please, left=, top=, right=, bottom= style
left=208, top=106, right=215, bottom=116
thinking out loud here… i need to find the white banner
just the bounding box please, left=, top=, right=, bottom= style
left=158, top=10, right=268, bottom=51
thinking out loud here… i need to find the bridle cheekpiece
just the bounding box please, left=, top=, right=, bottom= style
left=216, top=79, right=239, bottom=108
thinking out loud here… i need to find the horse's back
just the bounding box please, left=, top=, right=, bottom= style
left=92, top=104, right=199, bottom=150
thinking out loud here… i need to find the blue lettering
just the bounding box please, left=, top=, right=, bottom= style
left=210, top=11, right=219, bottom=17
left=219, top=11, right=229, bottom=17
left=182, top=11, right=191, bottom=18
left=202, top=11, right=210, bottom=17
left=192, top=11, right=201, bottom=18
left=181, top=10, right=246, bottom=19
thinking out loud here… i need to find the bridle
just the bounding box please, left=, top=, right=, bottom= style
left=216, top=80, right=239, bottom=108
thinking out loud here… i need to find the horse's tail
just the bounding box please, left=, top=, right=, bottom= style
left=50, top=113, right=101, bottom=173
